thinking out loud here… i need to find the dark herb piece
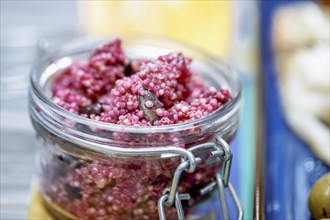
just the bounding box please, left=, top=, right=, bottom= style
left=64, top=184, right=82, bottom=200
left=138, top=88, right=162, bottom=124
left=124, top=61, right=134, bottom=76
left=79, top=103, right=102, bottom=115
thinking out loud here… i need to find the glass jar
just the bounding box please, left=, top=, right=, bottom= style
left=29, top=36, right=243, bottom=220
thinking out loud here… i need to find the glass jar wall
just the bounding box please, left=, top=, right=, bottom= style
left=29, top=36, right=242, bottom=220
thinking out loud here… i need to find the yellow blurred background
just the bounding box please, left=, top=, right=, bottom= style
left=80, top=1, right=233, bottom=58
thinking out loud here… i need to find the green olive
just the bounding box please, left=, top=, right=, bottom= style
left=308, top=172, right=330, bottom=219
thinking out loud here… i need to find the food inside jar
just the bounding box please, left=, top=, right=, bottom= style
left=41, top=38, right=233, bottom=220
left=51, top=38, right=232, bottom=126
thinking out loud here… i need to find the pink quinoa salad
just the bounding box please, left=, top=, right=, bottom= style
left=51, top=39, right=232, bottom=126
left=42, top=39, right=232, bottom=220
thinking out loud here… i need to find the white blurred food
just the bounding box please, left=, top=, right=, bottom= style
left=273, top=2, right=330, bottom=165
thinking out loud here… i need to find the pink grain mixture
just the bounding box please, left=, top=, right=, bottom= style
left=44, top=39, right=232, bottom=220
left=51, top=39, right=231, bottom=126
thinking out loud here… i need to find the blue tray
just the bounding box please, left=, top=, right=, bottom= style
left=261, top=1, right=330, bottom=219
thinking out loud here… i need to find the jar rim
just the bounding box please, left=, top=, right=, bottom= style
left=30, top=35, right=242, bottom=135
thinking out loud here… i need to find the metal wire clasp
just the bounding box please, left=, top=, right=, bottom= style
left=200, top=137, right=243, bottom=220
left=157, top=136, right=243, bottom=220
